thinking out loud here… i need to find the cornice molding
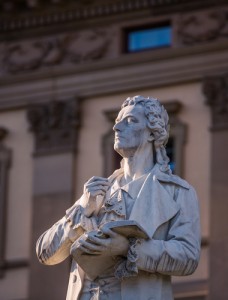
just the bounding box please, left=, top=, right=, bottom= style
left=0, top=0, right=227, bottom=35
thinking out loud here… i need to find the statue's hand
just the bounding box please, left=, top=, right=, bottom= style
left=82, top=176, right=110, bottom=217
left=77, top=228, right=129, bottom=257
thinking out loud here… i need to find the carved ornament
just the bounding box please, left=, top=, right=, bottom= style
left=178, top=9, right=228, bottom=45
left=203, top=74, right=228, bottom=130
left=3, top=29, right=111, bottom=73
left=27, top=99, right=80, bottom=155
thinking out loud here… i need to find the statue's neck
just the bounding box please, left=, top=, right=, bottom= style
left=122, top=146, right=154, bottom=183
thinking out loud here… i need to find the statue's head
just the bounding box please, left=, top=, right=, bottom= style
left=114, top=95, right=170, bottom=173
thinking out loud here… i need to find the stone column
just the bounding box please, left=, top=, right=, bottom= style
left=0, top=128, right=11, bottom=278
left=28, top=99, right=80, bottom=300
left=203, top=74, right=228, bottom=300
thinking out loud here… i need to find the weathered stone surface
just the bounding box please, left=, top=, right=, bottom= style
left=36, top=96, right=201, bottom=300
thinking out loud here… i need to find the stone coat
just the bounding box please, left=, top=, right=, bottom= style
left=36, top=165, right=201, bottom=300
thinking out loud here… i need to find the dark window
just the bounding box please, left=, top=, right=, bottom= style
left=166, top=137, right=175, bottom=173
left=125, top=24, right=171, bottom=53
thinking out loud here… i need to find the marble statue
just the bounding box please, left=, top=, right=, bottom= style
left=36, top=95, right=201, bottom=300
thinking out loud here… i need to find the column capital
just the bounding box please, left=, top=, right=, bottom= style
left=0, top=127, right=11, bottom=167
left=203, top=74, right=228, bottom=130
left=27, top=98, right=80, bottom=155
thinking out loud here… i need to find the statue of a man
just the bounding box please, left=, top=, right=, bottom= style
left=36, top=96, right=201, bottom=300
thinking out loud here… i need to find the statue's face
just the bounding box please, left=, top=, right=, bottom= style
left=113, top=104, right=151, bottom=157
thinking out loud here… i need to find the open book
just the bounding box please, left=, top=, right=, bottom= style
left=70, top=220, right=148, bottom=280
left=97, top=220, right=149, bottom=239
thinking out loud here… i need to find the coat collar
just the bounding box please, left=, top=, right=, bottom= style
left=109, top=172, right=148, bottom=199
left=108, top=163, right=190, bottom=190
left=104, top=171, right=148, bottom=217
left=108, top=164, right=189, bottom=239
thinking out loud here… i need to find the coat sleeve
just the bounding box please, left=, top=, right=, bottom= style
left=36, top=197, right=98, bottom=266
left=115, top=186, right=201, bottom=278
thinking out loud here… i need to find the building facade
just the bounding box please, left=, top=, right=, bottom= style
left=0, top=1, right=228, bottom=299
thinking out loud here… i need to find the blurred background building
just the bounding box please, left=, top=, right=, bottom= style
left=0, top=0, right=228, bottom=299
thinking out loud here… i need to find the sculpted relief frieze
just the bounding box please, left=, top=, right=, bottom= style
left=178, top=9, right=228, bottom=45
left=1, top=28, right=113, bottom=74
left=1, top=6, right=228, bottom=78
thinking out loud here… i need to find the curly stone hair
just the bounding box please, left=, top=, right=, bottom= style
left=121, top=95, right=171, bottom=173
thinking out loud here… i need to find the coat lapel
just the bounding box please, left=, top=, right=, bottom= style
left=129, top=170, right=180, bottom=239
